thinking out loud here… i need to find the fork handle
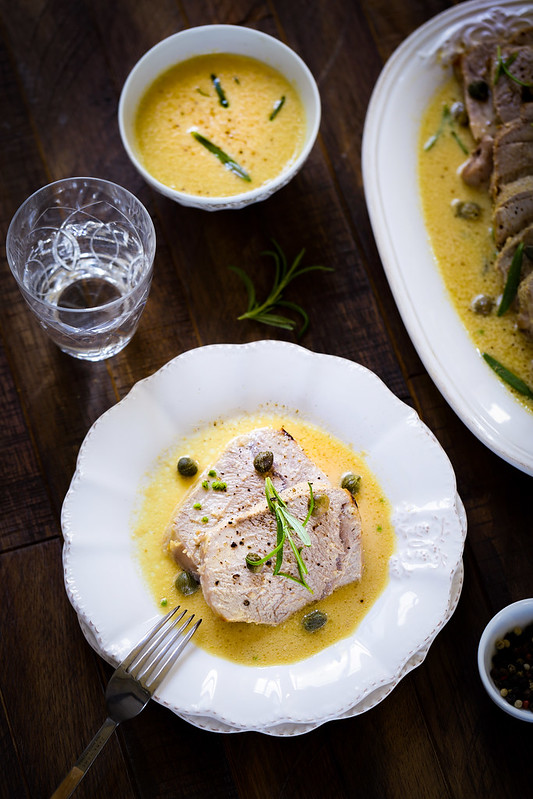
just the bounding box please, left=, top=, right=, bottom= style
left=50, top=716, right=117, bottom=798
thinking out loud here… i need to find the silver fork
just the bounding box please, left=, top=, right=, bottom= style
left=50, top=606, right=201, bottom=799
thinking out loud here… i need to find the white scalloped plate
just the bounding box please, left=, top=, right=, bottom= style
left=362, top=0, right=533, bottom=476
left=62, top=341, right=466, bottom=735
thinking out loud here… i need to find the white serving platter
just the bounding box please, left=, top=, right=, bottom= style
left=362, top=0, right=533, bottom=476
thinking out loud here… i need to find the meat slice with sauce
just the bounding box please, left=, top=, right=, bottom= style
left=517, top=270, right=533, bottom=339
left=454, top=42, right=496, bottom=142
left=491, top=117, right=533, bottom=196
left=493, top=176, right=533, bottom=247
left=492, top=45, right=533, bottom=125
left=449, top=23, right=533, bottom=343
left=199, top=481, right=362, bottom=625
left=165, top=427, right=329, bottom=576
left=495, top=224, right=533, bottom=283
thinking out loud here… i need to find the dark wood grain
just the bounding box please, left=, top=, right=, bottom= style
left=1, top=1, right=532, bottom=797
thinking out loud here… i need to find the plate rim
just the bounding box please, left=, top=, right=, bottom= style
left=62, top=340, right=467, bottom=734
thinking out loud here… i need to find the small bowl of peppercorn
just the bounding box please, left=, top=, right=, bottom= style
left=478, top=598, right=533, bottom=721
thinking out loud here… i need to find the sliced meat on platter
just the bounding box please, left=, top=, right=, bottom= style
left=451, top=23, right=533, bottom=339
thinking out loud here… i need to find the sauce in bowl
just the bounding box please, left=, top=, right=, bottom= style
left=134, top=53, right=305, bottom=197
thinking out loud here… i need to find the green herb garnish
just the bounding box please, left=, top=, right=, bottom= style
left=196, top=87, right=209, bottom=97
left=245, top=478, right=315, bottom=592
left=451, top=129, right=469, bottom=154
left=269, top=95, right=285, bottom=120
left=498, top=242, right=524, bottom=316
left=482, top=353, right=533, bottom=399
left=494, top=46, right=533, bottom=88
left=424, top=104, right=451, bottom=150
left=211, top=74, right=229, bottom=106
left=424, top=104, right=468, bottom=153
left=229, top=240, right=333, bottom=337
left=191, top=131, right=251, bottom=181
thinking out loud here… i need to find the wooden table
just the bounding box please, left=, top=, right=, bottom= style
left=1, top=1, right=532, bottom=797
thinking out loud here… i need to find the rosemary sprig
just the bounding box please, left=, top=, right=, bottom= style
left=269, top=95, right=285, bottom=120
left=494, top=46, right=533, bottom=88
left=451, top=129, right=469, bottom=155
left=245, top=478, right=315, bottom=592
left=211, top=74, right=229, bottom=106
left=190, top=131, right=251, bottom=181
left=229, top=240, right=333, bottom=337
left=498, top=242, right=524, bottom=316
left=482, top=353, right=533, bottom=399
left=424, top=103, right=468, bottom=153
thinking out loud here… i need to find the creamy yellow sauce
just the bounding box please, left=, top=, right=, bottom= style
left=418, top=77, right=533, bottom=412
left=132, top=413, right=395, bottom=666
left=135, top=54, right=305, bottom=197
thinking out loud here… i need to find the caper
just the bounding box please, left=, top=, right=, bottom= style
left=246, top=553, right=263, bottom=573
left=177, top=456, right=198, bottom=477
left=341, top=472, right=361, bottom=495
left=468, top=79, right=489, bottom=101
left=450, top=100, right=468, bottom=126
left=253, top=450, right=274, bottom=474
left=302, top=609, right=328, bottom=632
left=175, top=571, right=200, bottom=596
left=311, top=492, right=330, bottom=516
left=453, top=200, right=481, bottom=220
left=470, top=293, right=494, bottom=315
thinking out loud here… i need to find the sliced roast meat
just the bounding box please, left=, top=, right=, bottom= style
left=199, top=482, right=362, bottom=625
left=493, top=175, right=533, bottom=247
left=495, top=224, right=533, bottom=283
left=492, top=45, right=533, bottom=125
left=165, top=427, right=328, bottom=576
left=452, top=24, right=533, bottom=352
left=455, top=42, right=497, bottom=141
left=491, top=117, right=533, bottom=196
left=517, top=270, right=533, bottom=339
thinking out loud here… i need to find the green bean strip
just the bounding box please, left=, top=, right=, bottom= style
left=424, top=104, right=451, bottom=150
left=451, top=129, right=469, bottom=155
left=482, top=353, right=533, bottom=399
left=498, top=242, right=524, bottom=316
left=190, top=131, right=251, bottom=181
left=210, top=74, right=229, bottom=107
left=269, top=95, right=286, bottom=120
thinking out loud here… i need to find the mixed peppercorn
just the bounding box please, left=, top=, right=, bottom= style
left=490, top=622, right=533, bottom=712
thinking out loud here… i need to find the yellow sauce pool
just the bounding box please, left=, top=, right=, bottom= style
left=418, top=77, right=533, bottom=412
left=132, top=413, right=395, bottom=666
left=135, top=54, right=305, bottom=197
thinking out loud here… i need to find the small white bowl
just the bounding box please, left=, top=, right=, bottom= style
left=478, top=598, right=533, bottom=722
left=118, top=24, right=321, bottom=211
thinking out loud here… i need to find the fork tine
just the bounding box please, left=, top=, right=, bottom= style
left=141, top=616, right=201, bottom=692
left=121, top=605, right=184, bottom=671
